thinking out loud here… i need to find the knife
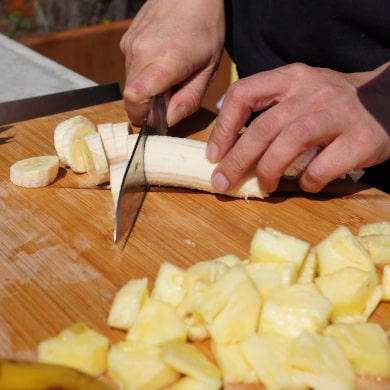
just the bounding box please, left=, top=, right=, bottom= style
left=0, top=82, right=122, bottom=125
left=114, top=93, right=169, bottom=244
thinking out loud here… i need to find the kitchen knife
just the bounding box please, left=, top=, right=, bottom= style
left=114, top=93, right=169, bottom=244
left=0, top=82, right=122, bottom=126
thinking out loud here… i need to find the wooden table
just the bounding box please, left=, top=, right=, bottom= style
left=0, top=101, right=389, bottom=389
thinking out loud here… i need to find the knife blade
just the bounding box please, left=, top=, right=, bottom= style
left=0, top=82, right=122, bottom=126
left=114, top=93, right=169, bottom=244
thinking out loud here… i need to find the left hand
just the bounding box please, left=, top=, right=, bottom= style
left=206, top=62, right=390, bottom=194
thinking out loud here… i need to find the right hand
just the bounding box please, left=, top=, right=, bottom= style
left=120, top=0, right=225, bottom=126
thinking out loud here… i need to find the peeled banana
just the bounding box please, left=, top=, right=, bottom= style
left=10, top=155, right=59, bottom=188
left=0, top=358, right=111, bottom=390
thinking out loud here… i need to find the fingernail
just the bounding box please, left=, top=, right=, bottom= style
left=168, top=105, right=186, bottom=127
left=212, top=172, right=230, bottom=193
left=206, top=140, right=219, bottom=162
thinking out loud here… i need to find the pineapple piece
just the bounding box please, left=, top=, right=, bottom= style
left=171, top=376, right=212, bottom=390
left=324, top=323, right=390, bottom=378
left=37, top=322, right=109, bottom=377
left=358, top=221, right=390, bottom=236
left=107, top=277, right=148, bottom=330
left=162, top=340, right=221, bottom=389
left=108, top=341, right=179, bottom=390
left=151, top=262, right=187, bottom=307
left=315, top=267, right=379, bottom=322
left=240, top=333, right=306, bottom=390
left=358, top=234, right=390, bottom=264
left=197, top=264, right=261, bottom=343
left=186, top=259, right=229, bottom=285
left=250, top=227, right=310, bottom=271
left=211, top=341, right=258, bottom=385
left=383, top=264, right=390, bottom=301
left=315, top=226, right=373, bottom=275
left=297, top=250, right=317, bottom=284
left=291, top=332, right=355, bottom=390
left=126, top=298, right=187, bottom=346
left=244, top=261, right=297, bottom=299
left=214, top=253, right=242, bottom=267
left=258, top=283, right=332, bottom=338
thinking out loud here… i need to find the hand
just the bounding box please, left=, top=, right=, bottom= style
left=206, top=62, right=390, bottom=194
left=120, top=0, right=225, bottom=126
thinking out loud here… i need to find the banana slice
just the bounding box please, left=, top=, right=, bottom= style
left=112, top=122, right=131, bottom=163
left=98, top=123, right=117, bottom=164
left=82, top=133, right=110, bottom=185
left=10, top=155, right=59, bottom=188
left=109, top=161, right=127, bottom=208
left=54, top=115, right=95, bottom=166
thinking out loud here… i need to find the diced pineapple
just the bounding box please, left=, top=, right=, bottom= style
left=126, top=298, right=187, bottom=346
left=357, top=234, right=390, bottom=264
left=244, top=261, right=297, bottom=299
left=358, top=221, right=390, bottom=237
left=151, top=262, right=188, bottom=307
left=250, top=227, right=310, bottom=271
left=214, top=254, right=242, bottom=267
left=315, top=226, right=373, bottom=275
left=258, top=283, right=332, bottom=338
left=186, top=259, right=229, bottom=285
left=197, top=264, right=261, bottom=343
left=170, top=376, right=212, bottom=390
left=240, top=333, right=306, bottom=390
left=324, top=323, right=390, bottom=378
left=297, top=250, right=317, bottom=284
left=383, top=264, right=390, bottom=301
left=37, top=322, right=109, bottom=377
left=107, top=277, right=148, bottom=330
left=211, top=341, right=258, bottom=385
left=291, top=332, right=355, bottom=390
left=315, top=267, right=378, bottom=322
left=161, top=340, right=222, bottom=389
left=108, top=341, right=179, bottom=390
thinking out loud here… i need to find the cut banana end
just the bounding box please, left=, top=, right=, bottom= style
left=112, top=122, right=131, bottom=163
left=82, top=133, right=110, bottom=185
left=98, top=123, right=117, bottom=164
left=10, top=155, right=59, bottom=188
left=54, top=115, right=96, bottom=166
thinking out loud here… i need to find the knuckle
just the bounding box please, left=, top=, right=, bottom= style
left=286, top=118, right=315, bottom=144
left=225, top=152, right=247, bottom=175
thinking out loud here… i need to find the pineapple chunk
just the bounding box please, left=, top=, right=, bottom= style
left=211, top=341, right=258, bottom=385
left=240, top=333, right=306, bottom=390
left=244, top=261, right=297, bottom=299
left=108, top=341, right=179, bottom=390
left=214, top=254, right=242, bottom=267
left=107, top=277, right=148, bottom=330
left=358, top=221, right=390, bottom=236
left=151, top=262, right=187, bottom=307
left=171, top=376, right=212, bottom=390
left=315, top=267, right=379, bottom=322
left=161, top=340, right=222, bottom=389
left=197, top=264, right=261, bottom=343
left=126, top=298, right=187, bottom=346
left=315, top=226, right=373, bottom=275
left=358, top=234, right=390, bottom=264
left=37, top=323, right=109, bottom=377
left=383, top=264, right=390, bottom=301
left=258, top=283, right=332, bottom=338
left=250, top=227, right=310, bottom=271
left=186, top=258, right=229, bottom=285
left=297, top=250, right=317, bottom=284
left=324, top=323, right=390, bottom=378
left=291, top=332, right=355, bottom=390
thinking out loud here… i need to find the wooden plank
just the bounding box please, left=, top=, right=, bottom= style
left=0, top=101, right=389, bottom=389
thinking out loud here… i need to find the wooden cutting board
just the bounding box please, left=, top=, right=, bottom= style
left=0, top=101, right=389, bottom=389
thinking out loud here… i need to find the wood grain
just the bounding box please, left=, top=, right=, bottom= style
left=0, top=101, right=389, bottom=389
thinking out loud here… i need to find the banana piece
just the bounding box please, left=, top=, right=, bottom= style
left=0, top=358, right=111, bottom=390
left=98, top=123, right=117, bottom=164
left=82, top=133, right=110, bottom=185
left=109, top=161, right=127, bottom=208
left=54, top=115, right=96, bottom=166
left=10, top=155, right=59, bottom=188
left=112, top=122, right=131, bottom=163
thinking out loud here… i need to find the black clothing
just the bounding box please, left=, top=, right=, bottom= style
left=224, top=0, right=390, bottom=193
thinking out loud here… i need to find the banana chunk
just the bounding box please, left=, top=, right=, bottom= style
left=10, top=155, right=59, bottom=188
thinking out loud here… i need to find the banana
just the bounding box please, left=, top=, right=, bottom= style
left=82, top=133, right=110, bottom=185
left=98, top=123, right=117, bottom=164
left=112, top=122, right=131, bottom=163
left=109, top=161, right=127, bottom=208
left=0, top=358, right=111, bottom=390
left=54, top=115, right=96, bottom=166
left=10, top=155, right=59, bottom=188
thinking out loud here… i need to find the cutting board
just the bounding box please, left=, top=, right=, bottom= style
left=0, top=101, right=389, bottom=389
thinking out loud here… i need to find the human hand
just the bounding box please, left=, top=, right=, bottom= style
left=206, top=62, right=390, bottom=194
left=120, top=0, right=225, bottom=126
